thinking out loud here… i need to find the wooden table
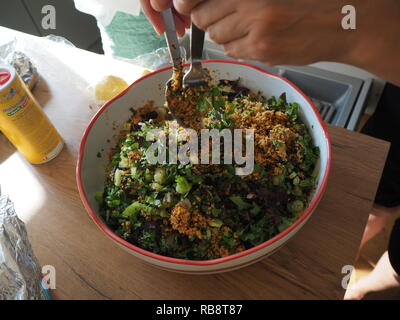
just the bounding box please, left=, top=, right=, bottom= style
left=0, top=27, right=390, bottom=300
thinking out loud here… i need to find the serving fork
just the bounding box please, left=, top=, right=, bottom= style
left=183, top=23, right=207, bottom=88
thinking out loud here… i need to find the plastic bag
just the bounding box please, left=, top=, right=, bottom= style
left=73, top=0, right=170, bottom=60
left=128, top=46, right=188, bottom=71
left=73, top=0, right=141, bottom=27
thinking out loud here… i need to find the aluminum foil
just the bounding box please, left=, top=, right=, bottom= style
left=0, top=192, right=47, bottom=300
left=0, top=39, right=39, bottom=90
left=8, top=51, right=39, bottom=90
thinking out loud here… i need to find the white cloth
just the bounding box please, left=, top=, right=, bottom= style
left=73, top=0, right=141, bottom=26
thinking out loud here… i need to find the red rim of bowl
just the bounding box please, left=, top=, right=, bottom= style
left=76, top=59, right=332, bottom=267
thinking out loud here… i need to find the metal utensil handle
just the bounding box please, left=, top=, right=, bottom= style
left=190, top=23, right=205, bottom=62
left=161, top=9, right=181, bottom=67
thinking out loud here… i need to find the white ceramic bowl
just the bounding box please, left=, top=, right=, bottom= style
left=77, top=60, right=331, bottom=274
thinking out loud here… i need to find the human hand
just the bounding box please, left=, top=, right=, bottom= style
left=142, top=0, right=400, bottom=86
left=170, top=0, right=357, bottom=65
left=172, top=1, right=400, bottom=73
left=140, top=0, right=190, bottom=37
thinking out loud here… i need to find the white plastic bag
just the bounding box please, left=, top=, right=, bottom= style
left=73, top=0, right=141, bottom=27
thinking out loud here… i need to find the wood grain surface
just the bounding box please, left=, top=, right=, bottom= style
left=0, top=27, right=390, bottom=300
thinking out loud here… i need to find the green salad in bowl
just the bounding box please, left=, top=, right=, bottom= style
left=97, top=78, right=319, bottom=261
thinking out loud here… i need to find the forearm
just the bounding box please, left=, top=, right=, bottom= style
left=340, top=0, right=400, bottom=86
left=353, top=47, right=400, bottom=88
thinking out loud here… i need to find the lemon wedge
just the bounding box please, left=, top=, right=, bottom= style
left=95, top=75, right=129, bottom=101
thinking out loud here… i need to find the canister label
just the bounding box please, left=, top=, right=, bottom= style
left=0, top=66, right=64, bottom=164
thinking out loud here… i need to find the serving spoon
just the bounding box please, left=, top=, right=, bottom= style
left=161, top=9, right=182, bottom=71
left=160, top=9, right=186, bottom=125
left=161, top=11, right=208, bottom=127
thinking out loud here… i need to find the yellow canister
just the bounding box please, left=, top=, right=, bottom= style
left=0, top=63, right=64, bottom=164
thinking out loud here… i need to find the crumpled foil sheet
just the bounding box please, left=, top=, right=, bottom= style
left=8, top=51, right=39, bottom=90
left=0, top=39, right=39, bottom=90
left=0, top=193, right=46, bottom=300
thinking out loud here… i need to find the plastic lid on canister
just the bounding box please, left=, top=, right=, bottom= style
left=0, top=70, right=11, bottom=85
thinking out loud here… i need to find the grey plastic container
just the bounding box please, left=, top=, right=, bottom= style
left=197, top=42, right=373, bottom=131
